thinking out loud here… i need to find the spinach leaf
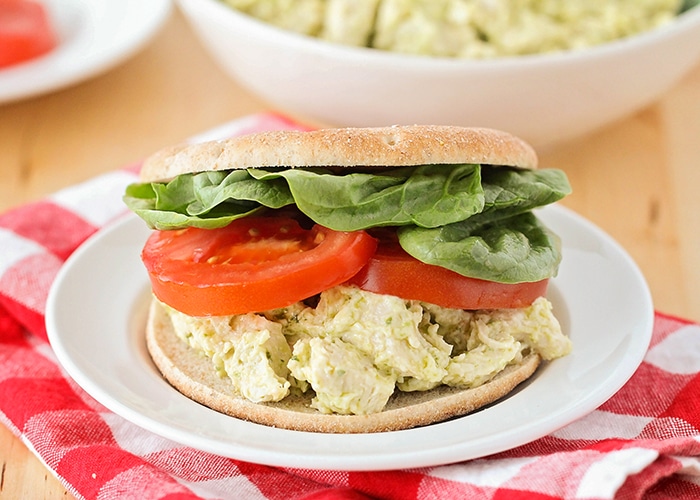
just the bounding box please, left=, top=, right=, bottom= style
left=397, top=212, right=562, bottom=283
left=186, top=170, right=293, bottom=215
left=125, top=165, right=568, bottom=232
left=122, top=169, right=291, bottom=230
left=681, top=0, right=699, bottom=13
left=467, top=166, right=571, bottom=226
left=249, top=164, right=484, bottom=231
left=124, top=181, right=263, bottom=230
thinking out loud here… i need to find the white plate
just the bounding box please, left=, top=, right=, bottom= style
left=46, top=204, right=654, bottom=471
left=0, top=0, right=171, bottom=104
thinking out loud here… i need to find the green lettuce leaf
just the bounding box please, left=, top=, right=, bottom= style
left=249, top=164, right=484, bottom=230
left=681, top=0, right=699, bottom=13
left=123, top=170, right=294, bottom=230
left=397, top=212, right=562, bottom=283
left=469, top=167, right=571, bottom=226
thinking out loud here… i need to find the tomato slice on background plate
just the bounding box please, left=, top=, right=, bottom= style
left=347, top=230, right=549, bottom=310
left=0, top=0, right=58, bottom=69
left=142, top=217, right=378, bottom=316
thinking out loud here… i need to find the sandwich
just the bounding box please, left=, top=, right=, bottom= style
left=123, top=125, right=573, bottom=433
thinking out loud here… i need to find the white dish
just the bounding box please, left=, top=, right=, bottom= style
left=0, top=0, right=171, bottom=104
left=46, top=204, right=654, bottom=471
left=178, top=0, right=700, bottom=148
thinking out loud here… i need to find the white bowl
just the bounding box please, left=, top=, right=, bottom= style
left=177, top=0, right=700, bottom=148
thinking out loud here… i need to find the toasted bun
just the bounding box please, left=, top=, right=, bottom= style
left=145, top=299, right=541, bottom=433
left=140, top=125, right=538, bottom=183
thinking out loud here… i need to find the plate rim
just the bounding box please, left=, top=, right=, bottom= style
left=46, top=204, right=654, bottom=471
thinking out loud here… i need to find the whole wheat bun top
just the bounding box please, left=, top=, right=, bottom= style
left=139, top=125, right=538, bottom=183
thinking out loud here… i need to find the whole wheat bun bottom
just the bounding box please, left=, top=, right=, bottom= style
left=145, top=299, right=542, bottom=434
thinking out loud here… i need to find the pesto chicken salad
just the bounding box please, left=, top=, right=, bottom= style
left=220, top=0, right=691, bottom=58
left=161, top=288, right=570, bottom=415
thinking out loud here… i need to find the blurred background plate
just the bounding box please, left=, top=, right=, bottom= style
left=0, top=0, right=172, bottom=104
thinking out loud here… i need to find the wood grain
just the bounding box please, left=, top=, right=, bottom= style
left=1, top=7, right=699, bottom=499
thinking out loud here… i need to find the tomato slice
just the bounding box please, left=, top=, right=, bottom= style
left=0, top=0, right=57, bottom=68
left=347, top=230, right=549, bottom=310
left=142, top=217, right=378, bottom=316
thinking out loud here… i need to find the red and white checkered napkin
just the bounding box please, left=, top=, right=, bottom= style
left=2, top=113, right=700, bottom=500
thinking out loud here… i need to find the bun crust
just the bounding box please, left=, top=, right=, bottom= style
left=140, top=125, right=538, bottom=183
left=145, top=299, right=541, bottom=433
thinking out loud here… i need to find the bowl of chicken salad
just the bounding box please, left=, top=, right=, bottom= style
left=176, top=0, right=700, bottom=147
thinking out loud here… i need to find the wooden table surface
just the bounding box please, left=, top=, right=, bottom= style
left=1, top=7, right=700, bottom=499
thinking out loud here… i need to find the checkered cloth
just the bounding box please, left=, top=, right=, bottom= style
left=2, top=113, right=700, bottom=500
